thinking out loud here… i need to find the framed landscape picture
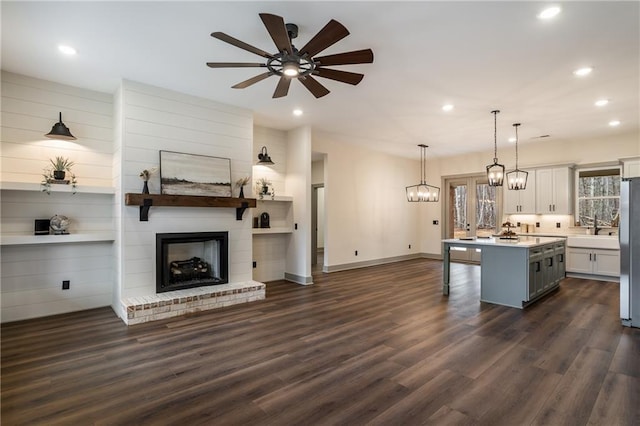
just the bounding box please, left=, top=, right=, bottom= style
left=159, top=151, right=232, bottom=197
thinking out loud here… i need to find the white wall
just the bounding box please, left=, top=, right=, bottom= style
left=285, top=126, right=313, bottom=283
left=113, top=80, right=254, bottom=319
left=312, top=132, right=421, bottom=270
left=1, top=71, right=114, bottom=322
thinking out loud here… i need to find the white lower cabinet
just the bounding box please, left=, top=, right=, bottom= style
left=566, top=247, right=620, bottom=278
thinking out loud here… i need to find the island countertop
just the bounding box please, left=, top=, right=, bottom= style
left=442, top=236, right=566, bottom=249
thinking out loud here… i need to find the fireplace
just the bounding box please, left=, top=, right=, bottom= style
left=156, top=232, right=228, bottom=293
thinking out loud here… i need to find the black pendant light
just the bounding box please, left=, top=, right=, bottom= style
left=406, top=144, right=440, bottom=202
left=45, top=112, right=76, bottom=140
left=257, top=146, right=274, bottom=165
left=486, top=110, right=504, bottom=186
left=506, top=123, right=528, bottom=190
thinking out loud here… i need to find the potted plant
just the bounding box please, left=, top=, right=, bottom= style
left=255, top=177, right=275, bottom=200
left=41, top=156, right=77, bottom=194
left=50, top=156, right=75, bottom=180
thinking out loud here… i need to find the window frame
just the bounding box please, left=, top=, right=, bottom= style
left=574, top=165, right=621, bottom=227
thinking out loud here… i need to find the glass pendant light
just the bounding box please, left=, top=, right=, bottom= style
left=486, top=110, right=504, bottom=186
left=506, top=123, right=528, bottom=190
left=406, top=144, right=440, bottom=202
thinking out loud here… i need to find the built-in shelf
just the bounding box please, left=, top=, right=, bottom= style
left=256, top=195, right=293, bottom=202
left=252, top=227, right=293, bottom=235
left=124, top=193, right=257, bottom=221
left=1, top=181, right=115, bottom=194
left=0, top=232, right=116, bottom=246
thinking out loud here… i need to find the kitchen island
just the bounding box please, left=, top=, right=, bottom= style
left=442, top=236, right=566, bottom=308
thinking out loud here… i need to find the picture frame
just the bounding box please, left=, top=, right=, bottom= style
left=159, top=150, right=232, bottom=197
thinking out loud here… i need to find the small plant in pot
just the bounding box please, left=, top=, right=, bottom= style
left=41, top=156, right=77, bottom=194
left=50, top=156, right=75, bottom=180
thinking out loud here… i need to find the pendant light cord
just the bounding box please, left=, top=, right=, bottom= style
left=492, top=110, right=499, bottom=163
left=514, top=123, right=519, bottom=168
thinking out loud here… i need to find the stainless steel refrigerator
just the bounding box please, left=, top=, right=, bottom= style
left=620, top=177, right=640, bottom=327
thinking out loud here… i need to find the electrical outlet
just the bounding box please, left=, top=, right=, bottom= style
left=556, top=222, right=561, bottom=228
left=408, top=244, right=411, bottom=249
left=516, top=222, right=521, bottom=227
left=294, top=223, right=298, bottom=230
left=536, top=222, right=540, bottom=228
left=355, top=250, right=358, bottom=256
left=252, top=261, right=257, bottom=268
left=62, top=280, right=70, bottom=290
left=433, top=220, right=439, bottom=225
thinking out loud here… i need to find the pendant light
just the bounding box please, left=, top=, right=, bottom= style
left=485, top=110, right=504, bottom=186
left=406, top=144, right=440, bottom=202
left=257, top=146, right=274, bottom=165
left=506, top=123, right=528, bottom=190
left=45, top=112, right=76, bottom=140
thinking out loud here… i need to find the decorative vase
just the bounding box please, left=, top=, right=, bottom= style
left=261, top=185, right=269, bottom=195
left=142, top=180, right=149, bottom=194
left=239, top=186, right=245, bottom=198
left=53, top=170, right=66, bottom=180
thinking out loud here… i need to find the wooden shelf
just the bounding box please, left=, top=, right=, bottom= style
left=1, top=232, right=116, bottom=246
left=124, top=193, right=257, bottom=221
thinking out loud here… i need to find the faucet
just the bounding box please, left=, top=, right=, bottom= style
left=594, top=214, right=601, bottom=235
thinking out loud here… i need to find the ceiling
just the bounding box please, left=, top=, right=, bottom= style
left=2, top=1, right=638, bottom=159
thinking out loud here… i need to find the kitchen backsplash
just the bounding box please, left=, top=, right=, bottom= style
left=502, top=214, right=618, bottom=236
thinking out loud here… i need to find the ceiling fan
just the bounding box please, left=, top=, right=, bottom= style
left=206, top=13, right=374, bottom=99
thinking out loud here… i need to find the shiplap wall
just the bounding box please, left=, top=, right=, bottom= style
left=113, top=80, right=254, bottom=319
left=252, top=126, right=289, bottom=282
left=1, top=71, right=114, bottom=322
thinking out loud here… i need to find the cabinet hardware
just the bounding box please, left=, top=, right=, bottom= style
left=589, top=253, right=592, bottom=261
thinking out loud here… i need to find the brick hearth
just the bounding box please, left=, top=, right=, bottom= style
left=121, top=281, right=265, bottom=325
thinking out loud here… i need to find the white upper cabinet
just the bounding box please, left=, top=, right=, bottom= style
left=536, top=167, right=573, bottom=214
left=622, top=158, right=640, bottom=178
left=503, top=169, right=536, bottom=214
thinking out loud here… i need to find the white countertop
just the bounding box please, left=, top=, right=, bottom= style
left=442, top=236, right=565, bottom=248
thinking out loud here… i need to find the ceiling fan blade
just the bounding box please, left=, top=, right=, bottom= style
left=259, top=13, right=293, bottom=54
left=315, top=68, right=364, bottom=85
left=314, top=49, right=374, bottom=66
left=231, top=72, right=272, bottom=89
left=211, top=32, right=273, bottom=59
left=299, top=19, right=349, bottom=57
left=206, top=62, right=266, bottom=68
left=299, top=75, right=330, bottom=98
left=273, top=76, right=292, bottom=98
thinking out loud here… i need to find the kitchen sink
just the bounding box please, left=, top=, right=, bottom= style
left=566, top=235, right=619, bottom=249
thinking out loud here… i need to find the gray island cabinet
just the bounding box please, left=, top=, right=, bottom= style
left=442, top=237, right=566, bottom=308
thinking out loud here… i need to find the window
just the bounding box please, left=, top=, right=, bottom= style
left=576, top=167, right=620, bottom=227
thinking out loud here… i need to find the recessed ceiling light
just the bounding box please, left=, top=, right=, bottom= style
left=58, top=45, right=77, bottom=56
left=442, top=104, right=454, bottom=112
left=609, top=120, right=621, bottom=127
left=538, top=6, right=561, bottom=20
left=573, top=67, right=593, bottom=77
left=595, top=99, right=609, bottom=107
left=293, top=109, right=303, bottom=117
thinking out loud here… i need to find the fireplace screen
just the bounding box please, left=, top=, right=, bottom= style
left=156, top=232, right=228, bottom=293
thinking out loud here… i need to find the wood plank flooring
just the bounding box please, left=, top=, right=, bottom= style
left=2, top=259, right=639, bottom=425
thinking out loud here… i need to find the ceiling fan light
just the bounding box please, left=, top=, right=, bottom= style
left=283, top=62, right=299, bottom=77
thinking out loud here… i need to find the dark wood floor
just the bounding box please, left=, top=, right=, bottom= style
left=2, top=259, right=639, bottom=425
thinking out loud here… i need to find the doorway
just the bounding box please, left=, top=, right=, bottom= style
left=312, top=184, right=325, bottom=268
left=445, top=175, right=499, bottom=263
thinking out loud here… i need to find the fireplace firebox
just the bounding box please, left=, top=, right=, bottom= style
left=156, top=232, right=228, bottom=293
